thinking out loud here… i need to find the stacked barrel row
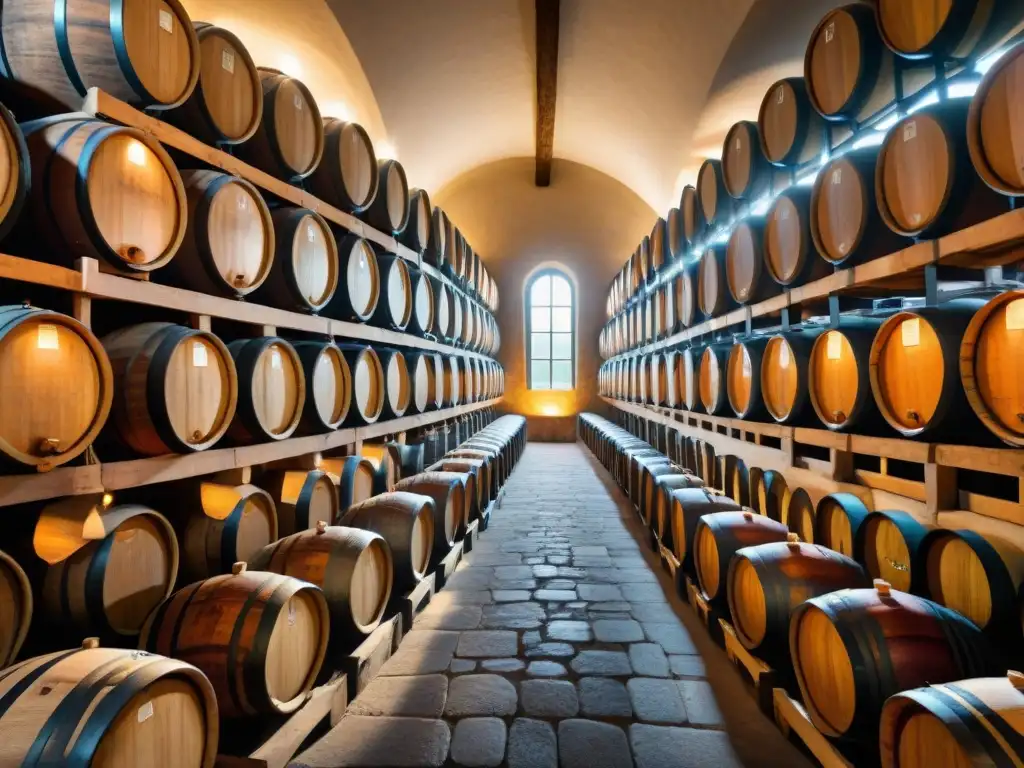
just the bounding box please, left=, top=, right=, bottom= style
left=0, top=413, right=525, bottom=766
left=601, top=288, right=1024, bottom=447
left=579, top=411, right=1024, bottom=766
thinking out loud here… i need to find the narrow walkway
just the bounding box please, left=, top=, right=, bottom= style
left=297, top=443, right=810, bottom=767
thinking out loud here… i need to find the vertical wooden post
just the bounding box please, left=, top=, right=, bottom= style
left=925, top=463, right=958, bottom=522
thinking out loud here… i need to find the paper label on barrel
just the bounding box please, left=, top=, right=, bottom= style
left=903, top=121, right=917, bottom=142
left=138, top=701, right=154, bottom=723
left=271, top=349, right=282, bottom=369
left=294, top=94, right=303, bottom=110
left=159, top=9, right=173, bottom=32
left=778, top=206, right=790, bottom=221
left=827, top=331, right=843, bottom=360
left=1007, top=299, right=1024, bottom=331
left=776, top=85, right=785, bottom=104
left=307, top=224, right=316, bottom=242
left=825, top=21, right=834, bottom=43
left=901, top=318, right=921, bottom=347
left=192, top=343, right=208, bottom=368
left=222, top=50, right=235, bottom=74
left=238, top=195, right=247, bottom=211
left=831, top=168, right=842, bottom=186
left=288, top=601, right=296, bottom=625
left=779, top=343, right=790, bottom=368
left=36, top=324, right=59, bottom=350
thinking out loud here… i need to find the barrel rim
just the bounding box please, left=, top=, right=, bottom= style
left=803, top=4, right=878, bottom=121
left=0, top=548, right=32, bottom=666
left=874, top=0, right=994, bottom=60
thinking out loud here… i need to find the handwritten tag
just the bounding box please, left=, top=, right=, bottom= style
left=831, top=168, right=842, bottom=186
left=237, top=195, right=247, bottom=211
left=294, top=94, right=303, bottom=110
left=1006, top=299, right=1024, bottom=331
left=221, top=50, right=235, bottom=74
left=827, top=331, right=843, bottom=360
left=288, top=602, right=296, bottom=626
left=37, top=324, right=59, bottom=350
left=159, top=9, right=173, bottom=32
left=307, top=224, right=316, bottom=242
left=776, top=85, right=786, bottom=105
left=903, top=121, right=917, bottom=142
left=138, top=701, right=154, bottom=723
left=192, top=343, right=208, bottom=368
left=825, top=21, right=835, bottom=43
left=901, top=317, right=921, bottom=347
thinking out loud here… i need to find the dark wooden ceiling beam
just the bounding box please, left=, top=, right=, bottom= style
left=535, top=0, right=559, bottom=187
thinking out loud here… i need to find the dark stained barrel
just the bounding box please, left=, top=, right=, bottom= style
left=726, top=219, right=779, bottom=305
left=680, top=184, right=704, bottom=247
left=254, top=208, right=338, bottom=313
left=967, top=42, right=1024, bottom=197
left=321, top=456, right=376, bottom=513
left=376, top=346, right=412, bottom=420
left=717, top=454, right=749, bottom=507
left=815, top=492, right=872, bottom=559
left=697, top=246, right=735, bottom=319
left=400, top=188, right=432, bottom=253
left=394, top=472, right=465, bottom=554
left=758, top=77, right=827, bottom=167
left=722, top=120, right=771, bottom=200
left=652, top=473, right=704, bottom=547
left=426, top=207, right=448, bottom=268
left=697, top=159, right=734, bottom=228
left=699, top=343, right=731, bottom=416
left=760, top=328, right=823, bottom=424
left=786, top=487, right=817, bottom=544
left=308, top=119, right=378, bottom=213
left=363, top=159, right=409, bottom=235
left=727, top=336, right=769, bottom=421
left=669, top=489, right=743, bottom=573
left=808, top=317, right=885, bottom=432
left=765, top=187, right=830, bottom=287
left=694, top=511, right=789, bottom=607
left=877, top=0, right=998, bottom=60
left=856, top=509, right=933, bottom=594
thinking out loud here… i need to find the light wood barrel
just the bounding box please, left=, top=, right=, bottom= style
left=141, top=563, right=330, bottom=717
left=407, top=351, right=439, bottom=413
left=429, top=462, right=479, bottom=522
left=321, top=456, right=376, bottom=513
left=760, top=328, right=822, bottom=424
left=434, top=278, right=453, bottom=341
left=434, top=457, right=491, bottom=511
left=880, top=673, right=1024, bottom=768
left=22, top=115, right=187, bottom=272
left=0, top=643, right=218, bottom=767
left=727, top=538, right=869, bottom=666
left=395, top=472, right=466, bottom=553
left=254, top=208, right=338, bottom=313
left=786, top=487, right=817, bottom=544
left=666, top=207, right=686, bottom=260
left=426, top=207, right=448, bottom=267
left=376, top=347, right=412, bottom=420
left=697, top=159, right=734, bottom=228
left=364, top=159, right=409, bottom=235
left=449, top=449, right=501, bottom=499
left=680, top=184, right=704, bottom=247
left=0, top=0, right=200, bottom=111
left=443, top=355, right=463, bottom=407
left=103, top=322, right=236, bottom=455
left=409, top=266, right=436, bottom=337
left=0, top=305, right=112, bottom=468
left=815, top=492, right=872, bottom=558
left=968, top=41, right=1024, bottom=197
left=856, top=509, right=932, bottom=593
left=681, top=345, right=703, bottom=411
left=337, top=344, right=385, bottom=425
left=669, top=488, right=743, bottom=573
left=251, top=523, right=393, bottom=645
left=0, top=549, right=30, bottom=668
left=652, top=474, right=704, bottom=547
left=162, top=170, right=273, bottom=297
left=699, top=343, right=730, bottom=416
left=877, top=0, right=997, bottom=60
left=450, top=290, right=465, bottom=345
left=400, top=188, right=432, bottom=253
left=340, top=491, right=434, bottom=591
left=753, top=469, right=790, bottom=525
left=764, top=187, right=829, bottom=287
left=649, top=217, right=668, bottom=275
left=677, top=266, right=699, bottom=329
left=808, top=318, right=885, bottom=432
left=372, top=254, right=413, bottom=331
left=0, top=103, right=29, bottom=243
left=260, top=469, right=339, bottom=537
left=360, top=442, right=398, bottom=495
left=308, top=118, right=378, bottom=213
left=227, top=337, right=305, bottom=443
left=293, top=340, right=350, bottom=433
left=790, top=582, right=994, bottom=740
left=722, top=120, right=770, bottom=200
left=236, top=68, right=323, bottom=181
left=694, top=510, right=789, bottom=607
left=758, top=77, right=826, bottom=167
left=328, top=236, right=380, bottom=322
left=167, top=22, right=261, bottom=145
left=697, top=247, right=734, bottom=319
left=727, top=220, right=778, bottom=305
left=726, top=336, right=768, bottom=421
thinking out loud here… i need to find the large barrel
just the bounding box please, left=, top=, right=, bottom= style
left=652, top=473, right=704, bottom=546
left=697, top=159, right=733, bottom=228
left=764, top=187, right=829, bottom=287
left=337, top=344, right=385, bottom=425
left=320, top=456, right=376, bottom=513
left=693, top=510, right=789, bottom=607
left=409, top=266, right=435, bottom=337
left=141, top=563, right=330, bottom=717
left=236, top=69, right=323, bottom=182
left=429, top=462, right=479, bottom=522
left=371, top=253, right=413, bottom=331
left=435, top=457, right=491, bottom=511
left=727, top=336, right=769, bottom=421
left=443, top=355, right=463, bottom=407
left=722, top=121, right=770, bottom=200
left=760, top=328, right=822, bottom=424
left=363, top=159, right=409, bottom=235
left=449, top=449, right=501, bottom=499
left=880, top=673, right=1024, bottom=768
left=400, top=188, right=432, bottom=253
left=680, top=184, right=704, bottom=246
left=669, top=488, right=743, bottom=573
left=758, top=77, right=827, bottom=168
left=360, top=442, right=398, bottom=495
left=250, top=523, right=392, bottom=646
left=22, top=115, right=187, bottom=272
left=425, top=207, right=448, bottom=268
left=0, top=305, right=112, bottom=468
left=790, top=581, right=994, bottom=740
left=877, top=0, right=998, bottom=60
left=727, top=536, right=869, bottom=666
left=649, top=217, right=668, bottom=275
left=0, top=642, right=218, bottom=767
left=166, top=22, right=261, bottom=145
left=786, top=487, right=817, bottom=544
left=407, top=351, right=439, bottom=413
left=681, top=345, right=704, bottom=411
left=376, top=346, right=411, bottom=420
left=698, top=246, right=735, bottom=319
left=808, top=318, right=885, bottom=432
left=227, top=337, right=305, bottom=443
left=726, top=219, right=779, bottom=305
left=340, top=492, right=434, bottom=591
left=699, top=343, right=731, bottom=416
left=0, top=104, right=29, bottom=243
left=0, top=0, right=200, bottom=112
left=327, top=236, right=380, bottom=323
left=0, top=549, right=30, bottom=667
left=260, top=469, right=339, bottom=537
left=815, top=492, right=872, bottom=558
left=717, top=454, right=749, bottom=507
left=307, top=119, right=378, bottom=213
left=856, top=509, right=932, bottom=594
left=967, top=42, right=1024, bottom=197
left=253, top=208, right=338, bottom=313
left=666, top=207, right=686, bottom=261
left=434, top=278, right=453, bottom=341
left=103, top=322, right=237, bottom=455
left=394, top=472, right=466, bottom=554
left=754, top=469, right=790, bottom=524
left=293, top=340, right=350, bottom=433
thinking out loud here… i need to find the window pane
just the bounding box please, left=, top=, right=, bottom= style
left=531, top=332, right=551, bottom=359
left=530, top=276, right=551, bottom=306
left=552, top=361, right=573, bottom=390
left=551, top=276, right=572, bottom=306
left=551, top=333, right=572, bottom=360
left=531, top=360, right=550, bottom=389
left=531, top=306, right=551, bottom=332
left=552, top=307, right=572, bottom=332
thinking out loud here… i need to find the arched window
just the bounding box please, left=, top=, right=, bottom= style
left=526, top=269, right=575, bottom=390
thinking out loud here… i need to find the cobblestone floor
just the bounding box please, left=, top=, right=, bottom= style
left=296, top=443, right=811, bottom=767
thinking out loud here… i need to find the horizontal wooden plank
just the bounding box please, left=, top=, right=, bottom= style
left=0, top=253, right=82, bottom=291
left=0, top=464, right=103, bottom=507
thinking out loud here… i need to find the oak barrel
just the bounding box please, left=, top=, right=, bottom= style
left=652, top=473, right=704, bottom=546
left=394, top=472, right=466, bottom=553
left=0, top=102, right=29, bottom=243
left=786, top=487, right=817, bottom=544
left=754, top=469, right=790, bottom=525
left=760, top=328, right=823, bottom=424
left=407, top=350, right=439, bottom=413
left=717, top=454, right=749, bottom=507
left=758, top=77, right=827, bottom=167
left=340, top=492, right=434, bottom=591
left=698, top=343, right=731, bottom=416
left=253, top=208, right=338, bottom=313
left=680, top=184, right=704, bottom=246
left=967, top=41, right=1024, bottom=197
left=363, top=159, right=409, bottom=235
left=669, top=488, right=743, bottom=573
left=681, top=345, right=704, bottom=411
left=728, top=221, right=777, bottom=307
left=697, top=246, right=735, bottom=318
left=400, top=188, right=432, bottom=253
left=722, top=120, right=770, bottom=200
left=697, top=159, right=734, bottom=228
left=877, top=0, right=997, bottom=60
left=409, top=266, right=436, bottom=337
left=694, top=510, right=789, bottom=607
left=666, top=207, right=686, bottom=260
left=227, top=337, right=305, bottom=443
left=360, top=442, right=398, bottom=495
left=815, top=492, right=872, bottom=558
left=374, top=347, right=411, bottom=420
left=260, top=469, right=339, bottom=537
left=808, top=317, right=885, bottom=432
left=320, top=456, right=376, bottom=513
left=435, top=457, right=491, bottom=511
left=649, top=217, right=668, bottom=275
left=429, top=463, right=479, bottom=522
left=371, top=253, right=413, bottom=331
left=141, top=563, right=330, bottom=717
left=0, top=549, right=30, bottom=668
left=764, top=187, right=830, bottom=287
left=337, top=344, right=385, bottom=425
left=726, top=336, right=769, bottom=421
left=443, top=355, right=463, bottom=407
left=434, top=278, right=453, bottom=341
left=327, top=236, right=380, bottom=323
left=307, top=118, right=378, bottom=213
left=293, top=340, right=351, bottom=433
left=856, top=509, right=933, bottom=593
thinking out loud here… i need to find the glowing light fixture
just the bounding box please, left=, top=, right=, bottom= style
left=102, top=493, right=114, bottom=507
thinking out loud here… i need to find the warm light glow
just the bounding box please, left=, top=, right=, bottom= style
left=102, top=493, right=113, bottom=507
left=541, top=403, right=561, bottom=416
left=36, top=324, right=59, bottom=350
left=377, top=140, right=397, bottom=160
left=323, top=100, right=353, bottom=122
left=127, top=140, right=148, bottom=167
left=279, top=54, right=303, bottom=78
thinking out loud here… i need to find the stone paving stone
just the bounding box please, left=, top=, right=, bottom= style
left=544, top=579, right=577, bottom=590
left=491, top=579, right=538, bottom=590
left=525, top=556, right=545, bottom=565
left=534, top=589, right=576, bottom=601
left=507, top=718, right=557, bottom=768
left=627, top=582, right=670, bottom=602
left=526, top=660, right=567, bottom=677
left=614, top=568, right=659, bottom=583
left=347, top=674, right=448, bottom=717
left=465, top=553, right=523, bottom=566
left=450, top=718, right=507, bottom=768
left=629, top=643, right=670, bottom=677
left=669, top=655, right=706, bottom=678
left=492, top=589, right=531, bottom=602
left=557, top=566, right=587, bottom=578
left=630, top=602, right=680, bottom=622
left=628, top=678, right=687, bottom=724
left=522, top=630, right=542, bottom=646
left=589, top=601, right=633, bottom=612
left=578, top=677, right=633, bottom=718
left=643, top=622, right=698, bottom=654
left=450, top=659, right=477, bottom=673
left=629, top=724, right=742, bottom=768
left=481, top=602, right=545, bottom=629
left=570, top=650, right=632, bottom=676
left=294, top=716, right=450, bottom=767
left=521, top=679, right=579, bottom=717
left=432, top=590, right=493, bottom=605
left=444, top=569, right=494, bottom=590
left=593, top=618, right=645, bottom=642
left=546, top=555, right=570, bottom=565
left=445, top=675, right=518, bottom=717
left=532, top=564, right=558, bottom=578
left=558, top=719, right=632, bottom=768
left=457, top=631, right=518, bottom=658
left=578, top=583, right=625, bottom=601
left=481, top=657, right=526, bottom=672
left=414, top=603, right=482, bottom=630
left=573, top=556, right=614, bottom=567
left=573, top=545, right=609, bottom=556
left=495, top=565, right=534, bottom=580
left=546, top=620, right=593, bottom=642
left=524, top=642, right=576, bottom=658
left=380, top=630, right=459, bottom=676
left=677, top=679, right=724, bottom=726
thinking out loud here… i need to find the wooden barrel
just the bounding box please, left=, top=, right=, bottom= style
left=0, top=641, right=218, bottom=767
left=429, top=463, right=479, bottom=522
left=236, top=68, right=323, bottom=182
left=371, top=253, right=413, bottom=331
left=726, top=336, right=767, bottom=420
left=697, top=159, right=733, bottom=228
left=293, top=341, right=350, bottom=433
left=716, top=454, right=749, bottom=506
left=0, top=0, right=200, bottom=112
left=669, top=488, right=744, bottom=573
left=103, top=323, right=236, bottom=455
left=337, top=344, right=385, bottom=425
left=856, top=509, right=932, bottom=593
left=758, top=77, right=827, bottom=167
left=877, top=0, right=997, bottom=60
left=764, top=187, right=829, bottom=287
left=681, top=345, right=704, bottom=411
left=652, top=474, right=704, bottom=546
left=727, top=220, right=778, bottom=305
left=722, top=121, right=770, bottom=200
left=260, top=469, right=339, bottom=537
left=328, top=236, right=380, bottom=323
left=649, top=217, right=668, bottom=275
left=0, top=549, right=30, bottom=668
left=807, top=318, right=884, bottom=432
left=680, top=184, right=704, bottom=246
left=880, top=672, right=1024, bottom=768
left=0, top=104, right=29, bottom=243
left=252, top=208, right=338, bottom=313
left=968, top=42, right=1024, bottom=197
left=400, top=188, right=432, bottom=253
left=375, top=347, right=411, bottom=420
left=666, top=207, right=686, bottom=261
left=434, top=278, right=453, bottom=341
left=697, top=246, right=735, bottom=318
left=227, top=337, right=305, bottom=443
left=425, top=207, right=448, bottom=267
left=22, top=115, right=187, bottom=272
left=359, top=443, right=398, bottom=495
left=869, top=301, right=987, bottom=441
left=760, top=328, right=823, bottom=424
left=364, top=159, right=409, bottom=235
left=449, top=449, right=501, bottom=498
left=449, top=290, right=465, bottom=345
left=676, top=267, right=699, bottom=329
left=443, top=355, right=462, bottom=407
left=250, top=522, right=392, bottom=645
left=409, top=267, right=435, bottom=337
left=815, top=492, right=872, bottom=558
left=166, top=22, right=261, bottom=145
left=141, top=563, right=329, bottom=717
left=699, top=344, right=730, bottom=416
left=754, top=469, right=790, bottom=525
left=694, top=510, right=789, bottom=607
left=790, top=581, right=994, bottom=740
left=435, top=457, right=491, bottom=511
left=727, top=536, right=869, bottom=666
left=340, top=492, right=434, bottom=591
left=320, top=456, right=376, bottom=513
left=307, top=119, right=378, bottom=213
left=394, top=472, right=465, bottom=553
left=407, top=351, right=438, bottom=413
left=636, top=458, right=676, bottom=520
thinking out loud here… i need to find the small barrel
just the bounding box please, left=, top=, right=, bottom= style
left=652, top=473, right=704, bottom=547
left=722, top=120, right=771, bottom=200
left=429, top=462, right=479, bottom=522
left=22, top=115, right=187, bottom=272
left=360, top=442, right=398, bottom=494
left=293, top=340, right=351, bottom=433
left=394, top=472, right=466, bottom=553
left=726, top=219, right=779, bottom=305
left=328, top=236, right=381, bottom=323
left=760, top=328, right=823, bottom=424
left=727, top=336, right=769, bottom=421
left=340, top=492, right=434, bottom=591
left=103, top=322, right=237, bottom=455
left=786, top=487, right=817, bottom=543
left=727, top=537, right=869, bottom=665
left=669, top=488, right=744, bottom=573
left=376, top=346, right=412, bottom=420
left=409, top=267, right=436, bottom=337
left=0, top=103, right=29, bottom=244
left=363, top=159, right=410, bottom=235
left=449, top=449, right=500, bottom=499
left=697, top=159, right=734, bottom=228
left=877, top=0, right=998, bottom=60
left=141, top=564, right=330, bottom=718
left=718, top=455, right=749, bottom=507
left=758, top=77, right=827, bottom=167
left=252, top=208, right=338, bottom=313
left=880, top=673, right=1024, bottom=768
left=815, top=492, right=872, bottom=558
left=434, top=278, right=453, bottom=341
left=426, top=207, right=448, bottom=268
left=790, top=582, right=994, bottom=741
left=754, top=469, right=790, bottom=525
left=400, top=188, right=432, bottom=253
left=236, top=68, right=323, bottom=182
left=699, top=343, right=731, bottom=416
left=321, top=456, right=376, bottom=513
left=0, top=549, right=30, bottom=667
left=808, top=318, right=885, bottom=432
left=435, top=457, right=491, bottom=512
left=680, top=184, right=704, bottom=246
left=764, top=187, right=829, bottom=287
left=307, top=118, right=378, bottom=213
left=694, top=510, right=789, bottom=607
left=250, top=523, right=393, bottom=645
left=0, top=643, right=218, bottom=767
left=337, top=344, right=385, bottom=425
left=0, top=0, right=200, bottom=112
left=166, top=22, right=261, bottom=145
left=698, top=246, right=735, bottom=319
left=260, top=469, right=339, bottom=537
left=371, top=253, right=413, bottom=331
left=856, top=509, right=932, bottom=593
left=967, top=42, right=1024, bottom=197
left=407, top=351, right=439, bottom=413
left=227, top=337, right=305, bottom=443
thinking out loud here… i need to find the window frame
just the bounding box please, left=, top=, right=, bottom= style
left=525, top=268, right=576, bottom=391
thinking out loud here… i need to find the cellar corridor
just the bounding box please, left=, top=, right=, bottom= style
left=296, top=443, right=809, bottom=768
